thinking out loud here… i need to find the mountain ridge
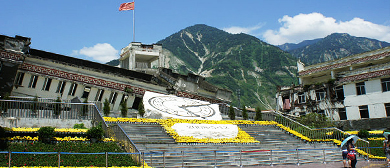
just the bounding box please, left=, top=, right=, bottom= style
left=278, top=33, right=390, bottom=65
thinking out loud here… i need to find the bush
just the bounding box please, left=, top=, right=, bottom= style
left=242, top=105, right=248, bottom=120
left=37, top=126, right=56, bottom=143
left=120, top=101, right=128, bottom=117
left=53, top=97, right=62, bottom=116
left=73, top=123, right=87, bottom=129
left=228, top=105, right=235, bottom=120
left=358, top=129, right=369, bottom=138
left=138, top=100, right=145, bottom=117
left=86, top=124, right=104, bottom=141
left=103, top=98, right=110, bottom=116
left=254, top=106, right=262, bottom=121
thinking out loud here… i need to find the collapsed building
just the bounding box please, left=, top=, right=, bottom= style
left=0, top=35, right=232, bottom=116
left=276, top=46, right=390, bottom=122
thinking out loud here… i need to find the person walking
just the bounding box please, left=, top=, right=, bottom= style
left=384, top=133, right=390, bottom=167
left=341, top=143, right=349, bottom=168
left=347, top=139, right=357, bottom=168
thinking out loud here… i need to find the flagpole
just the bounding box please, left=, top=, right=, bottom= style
left=132, top=0, right=135, bottom=42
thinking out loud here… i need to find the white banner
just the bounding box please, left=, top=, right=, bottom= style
left=143, top=91, right=222, bottom=120
left=172, top=123, right=238, bottom=139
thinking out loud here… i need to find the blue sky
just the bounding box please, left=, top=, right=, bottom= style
left=1, top=0, right=390, bottom=63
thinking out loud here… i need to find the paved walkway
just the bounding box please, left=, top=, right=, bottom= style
left=249, top=160, right=389, bottom=168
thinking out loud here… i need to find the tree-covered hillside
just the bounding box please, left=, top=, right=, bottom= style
left=158, top=24, right=298, bottom=109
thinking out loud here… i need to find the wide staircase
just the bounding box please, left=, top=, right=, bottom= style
left=119, top=123, right=341, bottom=167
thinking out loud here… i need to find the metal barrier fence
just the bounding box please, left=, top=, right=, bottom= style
left=0, top=151, right=138, bottom=168
left=138, top=147, right=347, bottom=167
left=0, top=99, right=96, bottom=120
left=108, top=124, right=141, bottom=164
left=0, top=98, right=142, bottom=165
left=262, top=111, right=370, bottom=159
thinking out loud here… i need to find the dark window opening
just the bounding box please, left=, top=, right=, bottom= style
left=335, top=86, right=345, bottom=101
left=356, top=82, right=366, bottom=95
left=385, top=103, right=390, bottom=117
left=42, top=78, right=52, bottom=91
left=339, top=108, right=347, bottom=120
left=382, top=78, right=390, bottom=92
left=81, top=86, right=91, bottom=99
left=359, top=105, right=369, bottom=119
left=28, top=75, right=38, bottom=88
left=15, top=72, right=25, bottom=86
left=68, top=83, right=78, bottom=96
left=132, top=97, right=142, bottom=109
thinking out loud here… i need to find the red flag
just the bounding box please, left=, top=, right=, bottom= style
left=119, top=2, right=134, bottom=11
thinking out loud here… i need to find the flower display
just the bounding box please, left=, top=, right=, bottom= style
left=11, top=127, right=88, bottom=133
left=6, top=136, right=114, bottom=142
left=345, top=130, right=384, bottom=135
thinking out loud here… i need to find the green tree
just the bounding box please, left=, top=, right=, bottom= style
left=120, top=101, right=128, bottom=117
left=1, top=93, right=10, bottom=114
left=80, top=99, right=88, bottom=117
left=53, top=97, right=62, bottom=117
left=297, top=112, right=334, bottom=128
left=103, top=98, right=110, bottom=116
left=138, top=100, right=145, bottom=117
left=254, top=106, right=262, bottom=121
left=37, top=126, right=55, bottom=143
left=228, top=105, right=235, bottom=120
left=242, top=105, right=248, bottom=120
left=31, top=95, right=39, bottom=115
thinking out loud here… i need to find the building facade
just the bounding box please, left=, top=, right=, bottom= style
left=0, top=35, right=232, bottom=114
left=276, top=47, right=390, bottom=121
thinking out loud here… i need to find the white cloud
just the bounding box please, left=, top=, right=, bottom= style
left=72, top=43, right=118, bottom=63
left=223, top=23, right=264, bottom=35
left=262, top=12, right=390, bottom=45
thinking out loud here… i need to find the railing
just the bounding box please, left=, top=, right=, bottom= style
left=0, top=98, right=142, bottom=165
left=108, top=124, right=141, bottom=164
left=140, top=147, right=345, bottom=167
left=262, top=111, right=370, bottom=159
left=0, top=151, right=139, bottom=168
left=0, top=99, right=96, bottom=120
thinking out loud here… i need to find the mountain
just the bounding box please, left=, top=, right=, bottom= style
left=157, top=24, right=298, bottom=109
left=278, top=33, right=390, bottom=65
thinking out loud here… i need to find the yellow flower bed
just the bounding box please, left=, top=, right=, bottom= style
left=5, top=136, right=114, bottom=142
left=157, top=119, right=261, bottom=143
left=11, top=127, right=87, bottom=133
left=345, top=130, right=384, bottom=135
left=368, top=137, right=385, bottom=141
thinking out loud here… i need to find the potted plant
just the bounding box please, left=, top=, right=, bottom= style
left=86, top=124, right=104, bottom=143
left=37, top=126, right=55, bottom=143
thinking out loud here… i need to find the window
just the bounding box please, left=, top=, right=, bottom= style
left=298, top=92, right=306, bottom=104
left=356, top=82, right=366, bottom=95
left=121, top=95, right=129, bottom=104
left=338, top=108, right=347, bottom=120
left=56, top=81, right=66, bottom=94
left=109, top=92, right=118, bottom=104
left=28, top=75, right=38, bottom=88
left=382, top=78, right=390, bottom=92
left=14, top=72, right=25, bottom=86
left=385, top=103, right=390, bottom=117
left=68, top=83, right=78, bottom=96
left=81, top=86, right=91, bottom=99
left=316, top=90, right=326, bottom=101
left=335, top=86, right=345, bottom=101
left=95, top=89, right=105, bottom=101
left=42, top=78, right=52, bottom=91
left=359, top=105, right=369, bottom=119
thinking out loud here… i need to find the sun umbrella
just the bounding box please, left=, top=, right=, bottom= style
left=384, top=132, right=390, bottom=139
left=340, top=135, right=358, bottom=149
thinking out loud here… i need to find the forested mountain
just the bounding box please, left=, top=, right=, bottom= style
left=278, top=33, right=390, bottom=65
left=157, top=24, right=298, bottom=109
